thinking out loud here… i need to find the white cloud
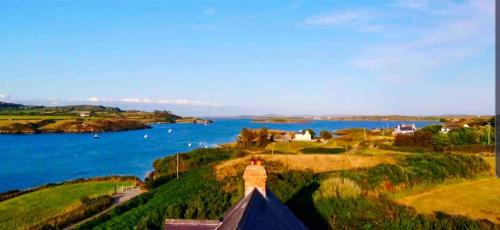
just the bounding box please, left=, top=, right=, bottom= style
left=87, top=96, right=101, bottom=102
left=0, top=93, right=11, bottom=101
left=299, top=10, right=371, bottom=28
left=390, top=0, right=430, bottom=9
left=347, top=0, right=494, bottom=83
left=79, top=96, right=221, bottom=107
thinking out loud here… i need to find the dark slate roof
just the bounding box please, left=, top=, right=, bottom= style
left=165, top=219, right=220, bottom=230
left=399, top=127, right=415, bottom=131
left=217, top=189, right=308, bottom=230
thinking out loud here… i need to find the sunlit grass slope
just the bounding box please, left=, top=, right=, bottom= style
left=0, top=181, right=133, bottom=230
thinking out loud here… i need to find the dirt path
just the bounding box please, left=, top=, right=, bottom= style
left=65, top=187, right=143, bottom=229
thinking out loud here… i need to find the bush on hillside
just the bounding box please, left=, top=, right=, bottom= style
left=314, top=196, right=496, bottom=230
left=267, top=170, right=315, bottom=203
left=301, top=147, right=346, bottom=154
left=314, top=177, right=361, bottom=200
left=319, top=130, right=333, bottom=139
left=37, top=194, right=113, bottom=229
left=341, top=154, right=490, bottom=190
left=394, top=130, right=434, bottom=148
left=152, top=148, right=240, bottom=177
left=237, top=128, right=271, bottom=147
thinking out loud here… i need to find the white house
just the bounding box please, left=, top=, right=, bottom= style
left=393, top=124, right=417, bottom=135
left=441, top=123, right=470, bottom=134
left=294, top=130, right=312, bottom=141
left=79, top=111, right=91, bottom=117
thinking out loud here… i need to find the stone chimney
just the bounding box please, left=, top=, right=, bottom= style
left=243, top=157, right=267, bottom=197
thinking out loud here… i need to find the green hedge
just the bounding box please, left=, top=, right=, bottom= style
left=300, top=147, right=346, bottom=154
left=314, top=196, right=496, bottom=229
left=342, top=154, right=490, bottom=190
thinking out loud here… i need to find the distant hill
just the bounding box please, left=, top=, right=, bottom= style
left=0, top=102, right=42, bottom=111
left=0, top=102, right=123, bottom=113
left=42, top=105, right=123, bottom=113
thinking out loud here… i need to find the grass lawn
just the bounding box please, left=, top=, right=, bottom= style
left=482, top=156, right=496, bottom=175
left=0, top=181, right=134, bottom=230
left=0, top=115, right=77, bottom=120
left=396, top=178, right=500, bottom=224
left=215, top=154, right=396, bottom=179
left=267, top=140, right=345, bottom=154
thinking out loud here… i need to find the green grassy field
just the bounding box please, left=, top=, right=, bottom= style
left=397, top=178, right=500, bottom=223
left=0, top=181, right=134, bottom=230
left=0, top=115, right=78, bottom=120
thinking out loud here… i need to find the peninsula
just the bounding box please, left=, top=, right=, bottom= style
left=0, top=102, right=210, bottom=134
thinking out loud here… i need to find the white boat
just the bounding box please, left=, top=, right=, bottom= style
left=144, top=135, right=148, bottom=139
left=188, top=143, right=192, bottom=147
left=168, top=129, right=173, bottom=133
left=93, top=134, right=99, bottom=138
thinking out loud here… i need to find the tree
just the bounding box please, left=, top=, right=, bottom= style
left=320, top=130, right=333, bottom=140
left=237, top=128, right=270, bottom=148
left=304, top=129, right=316, bottom=139
left=421, top=125, right=442, bottom=134
left=238, top=128, right=255, bottom=147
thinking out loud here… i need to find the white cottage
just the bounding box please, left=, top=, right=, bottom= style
left=393, top=124, right=417, bottom=135
left=294, top=130, right=312, bottom=141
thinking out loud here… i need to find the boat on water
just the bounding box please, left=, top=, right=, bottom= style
left=93, top=134, right=99, bottom=138
left=144, top=135, right=148, bottom=139
left=188, top=143, right=192, bottom=147
left=168, top=129, right=173, bottom=133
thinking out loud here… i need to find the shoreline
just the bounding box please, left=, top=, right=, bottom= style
left=0, top=119, right=444, bottom=192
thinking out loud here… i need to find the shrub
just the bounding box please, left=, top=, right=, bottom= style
left=314, top=196, right=497, bottom=230
left=301, top=147, right=345, bottom=154
left=342, top=154, right=490, bottom=190
left=237, top=128, right=271, bottom=147
left=394, top=130, right=434, bottom=147
left=267, top=170, right=315, bottom=203
left=314, top=177, right=361, bottom=200
left=319, top=130, right=333, bottom=139
left=153, top=148, right=238, bottom=176
left=37, top=194, right=113, bottom=229
left=421, top=125, right=442, bottom=134
left=303, top=129, right=316, bottom=138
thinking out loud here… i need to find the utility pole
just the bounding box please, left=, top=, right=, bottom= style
left=176, top=153, right=179, bottom=179
left=488, top=122, right=491, bottom=145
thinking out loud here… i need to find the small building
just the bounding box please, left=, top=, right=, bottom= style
left=393, top=124, right=417, bottom=135
left=79, top=111, right=92, bottom=117
left=164, top=158, right=307, bottom=230
left=441, top=123, right=470, bottom=134
left=272, top=132, right=293, bottom=143
left=294, top=130, right=312, bottom=141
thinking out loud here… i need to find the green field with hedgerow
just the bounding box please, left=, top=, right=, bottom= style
left=0, top=180, right=134, bottom=230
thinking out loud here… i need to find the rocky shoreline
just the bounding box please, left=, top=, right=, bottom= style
left=0, top=119, right=152, bottom=134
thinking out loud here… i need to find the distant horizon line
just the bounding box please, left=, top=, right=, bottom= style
left=1, top=99, right=492, bottom=118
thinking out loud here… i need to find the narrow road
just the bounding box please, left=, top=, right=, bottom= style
left=65, top=187, right=143, bottom=229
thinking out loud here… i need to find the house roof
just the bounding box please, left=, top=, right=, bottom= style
left=217, top=189, right=308, bottom=230
left=399, top=127, right=415, bottom=131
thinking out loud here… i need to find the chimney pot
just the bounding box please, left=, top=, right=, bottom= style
left=243, top=158, right=267, bottom=197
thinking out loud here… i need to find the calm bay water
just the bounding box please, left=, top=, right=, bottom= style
left=0, top=119, right=438, bottom=192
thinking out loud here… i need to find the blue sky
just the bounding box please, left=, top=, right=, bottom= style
left=0, top=0, right=495, bottom=116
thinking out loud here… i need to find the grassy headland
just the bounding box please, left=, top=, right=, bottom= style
left=0, top=102, right=210, bottom=134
